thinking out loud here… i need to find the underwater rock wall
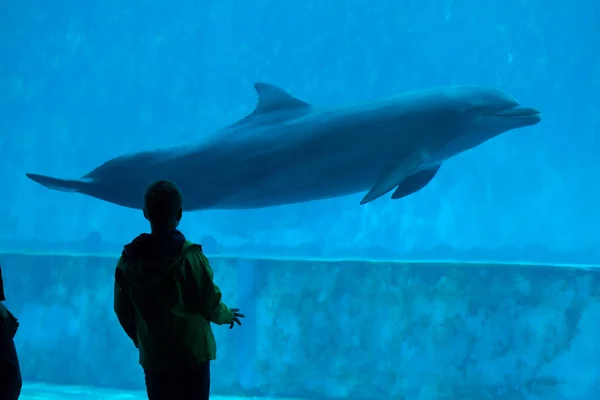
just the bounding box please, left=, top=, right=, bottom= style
left=1, top=253, right=599, bottom=400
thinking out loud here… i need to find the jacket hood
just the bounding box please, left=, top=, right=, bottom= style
left=119, top=230, right=187, bottom=289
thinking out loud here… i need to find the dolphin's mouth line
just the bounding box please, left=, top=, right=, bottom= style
left=483, top=106, right=540, bottom=118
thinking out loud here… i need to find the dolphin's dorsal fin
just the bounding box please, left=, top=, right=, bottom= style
left=253, top=82, right=310, bottom=115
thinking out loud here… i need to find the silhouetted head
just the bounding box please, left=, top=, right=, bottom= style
left=143, top=181, right=183, bottom=232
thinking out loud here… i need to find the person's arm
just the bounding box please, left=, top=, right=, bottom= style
left=184, top=250, right=233, bottom=325
left=113, top=258, right=138, bottom=347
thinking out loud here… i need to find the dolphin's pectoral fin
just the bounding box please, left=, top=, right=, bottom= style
left=390, top=165, right=441, bottom=200
left=252, top=82, right=311, bottom=115
left=360, top=155, right=422, bottom=205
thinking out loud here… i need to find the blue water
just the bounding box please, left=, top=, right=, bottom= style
left=1, top=0, right=599, bottom=399
left=2, top=0, right=598, bottom=263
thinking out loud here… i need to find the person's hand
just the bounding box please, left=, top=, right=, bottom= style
left=229, top=308, right=245, bottom=329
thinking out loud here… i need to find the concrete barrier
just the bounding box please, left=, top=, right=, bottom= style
left=1, top=252, right=599, bottom=399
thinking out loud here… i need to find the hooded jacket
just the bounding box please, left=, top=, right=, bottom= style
left=0, top=263, right=21, bottom=400
left=113, top=230, right=233, bottom=370
left=0, top=264, right=19, bottom=341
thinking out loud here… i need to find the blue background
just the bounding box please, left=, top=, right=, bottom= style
left=1, top=0, right=598, bottom=263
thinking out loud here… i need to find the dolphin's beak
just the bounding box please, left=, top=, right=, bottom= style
left=482, top=105, right=541, bottom=126
left=485, top=105, right=540, bottom=117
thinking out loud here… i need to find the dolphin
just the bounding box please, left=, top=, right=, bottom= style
left=26, top=83, right=540, bottom=210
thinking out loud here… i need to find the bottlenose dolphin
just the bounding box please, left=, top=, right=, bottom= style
left=26, top=83, right=540, bottom=210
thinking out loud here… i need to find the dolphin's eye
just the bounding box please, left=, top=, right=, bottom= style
left=462, top=107, right=474, bottom=115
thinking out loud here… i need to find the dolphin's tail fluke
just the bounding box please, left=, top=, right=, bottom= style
left=25, top=173, right=89, bottom=193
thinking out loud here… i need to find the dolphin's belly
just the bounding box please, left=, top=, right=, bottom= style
left=212, top=172, right=379, bottom=209
left=193, top=157, right=383, bottom=210
left=219, top=185, right=365, bottom=209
